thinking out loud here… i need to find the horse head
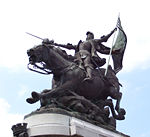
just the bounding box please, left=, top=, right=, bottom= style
left=27, top=43, right=73, bottom=75
left=27, top=44, right=50, bottom=65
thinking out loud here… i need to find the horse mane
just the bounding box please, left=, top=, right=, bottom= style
left=51, top=46, right=75, bottom=62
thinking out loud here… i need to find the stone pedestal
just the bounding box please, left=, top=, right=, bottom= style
left=24, top=113, right=129, bottom=137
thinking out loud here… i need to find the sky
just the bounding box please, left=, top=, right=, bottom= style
left=0, top=0, right=150, bottom=137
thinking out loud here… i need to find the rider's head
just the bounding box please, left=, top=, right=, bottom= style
left=86, top=31, right=94, bottom=40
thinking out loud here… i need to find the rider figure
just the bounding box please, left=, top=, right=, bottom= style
left=42, top=28, right=117, bottom=81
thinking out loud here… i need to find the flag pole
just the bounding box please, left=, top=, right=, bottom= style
left=104, top=14, right=119, bottom=76
left=104, top=30, right=117, bottom=76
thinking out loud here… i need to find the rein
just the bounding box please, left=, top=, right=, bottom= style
left=28, top=62, right=74, bottom=75
left=28, top=63, right=52, bottom=75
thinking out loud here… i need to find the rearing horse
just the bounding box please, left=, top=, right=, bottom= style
left=27, top=43, right=125, bottom=120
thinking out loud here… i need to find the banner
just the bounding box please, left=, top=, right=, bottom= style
left=112, top=17, right=127, bottom=73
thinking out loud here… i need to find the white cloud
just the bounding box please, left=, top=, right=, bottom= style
left=0, top=98, right=24, bottom=137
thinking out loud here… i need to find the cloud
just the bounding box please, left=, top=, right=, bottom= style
left=0, top=98, right=24, bottom=137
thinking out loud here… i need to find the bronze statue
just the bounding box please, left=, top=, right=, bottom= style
left=26, top=18, right=127, bottom=128
left=26, top=40, right=123, bottom=126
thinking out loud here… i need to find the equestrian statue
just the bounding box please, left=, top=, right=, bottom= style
left=26, top=20, right=127, bottom=129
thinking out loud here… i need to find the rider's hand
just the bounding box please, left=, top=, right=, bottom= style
left=113, top=27, right=117, bottom=32
left=67, top=43, right=72, bottom=46
left=42, top=38, right=49, bottom=44
left=111, top=28, right=117, bottom=34
left=42, top=39, right=54, bottom=44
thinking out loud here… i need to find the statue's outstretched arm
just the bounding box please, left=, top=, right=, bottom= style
left=98, top=28, right=117, bottom=43
left=54, top=43, right=76, bottom=50
left=42, top=38, right=76, bottom=50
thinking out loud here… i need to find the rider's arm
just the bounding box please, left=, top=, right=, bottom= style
left=42, top=38, right=76, bottom=50
left=97, top=28, right=117, bottom=43
left=54, top=43, right=76, bottom=50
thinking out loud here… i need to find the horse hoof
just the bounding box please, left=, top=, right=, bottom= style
left=119, top=108, right=126, bottom=115
left=26, top=98, right=37, bottom=104
left=32, top=91, right=40, bottom=100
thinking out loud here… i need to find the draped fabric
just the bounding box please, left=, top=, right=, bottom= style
left=112, top=17, right=127, bottom=73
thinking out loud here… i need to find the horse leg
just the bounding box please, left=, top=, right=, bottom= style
left=104, top=99, right=125, bottom=120
left=116, top=92, right=122, bottom=111
left=27, top=78, right=79, bottom=105
left=41, top=79, right=78, bottom=99
left=109, top=87, right=122, bottom=112
left=103, top=99, right=117, bottom=118
left=109, top=87, right=126, bottom=119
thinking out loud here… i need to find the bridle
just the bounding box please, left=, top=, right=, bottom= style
left=27, top=44, right=71, bottom=75
left=27, top=62, right=52, bottom=75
